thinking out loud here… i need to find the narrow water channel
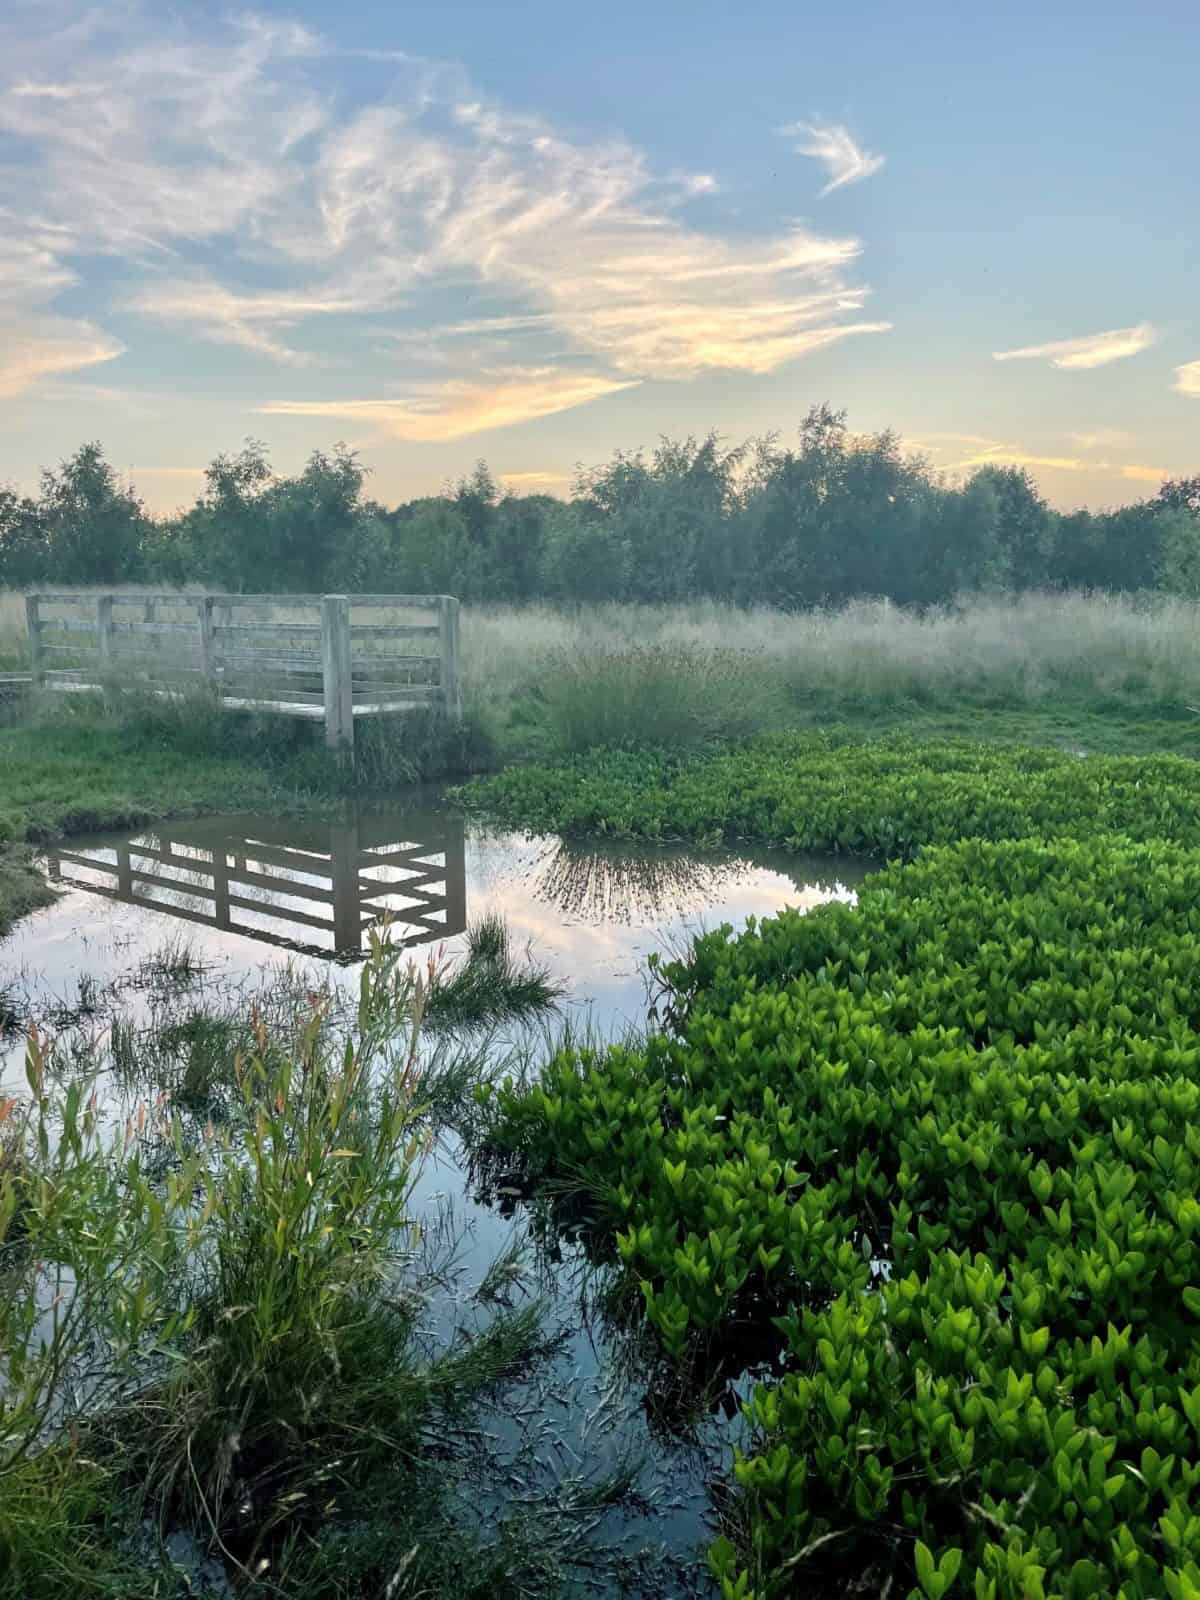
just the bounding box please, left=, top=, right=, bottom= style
left=1, top=794, right=869, bottom=1592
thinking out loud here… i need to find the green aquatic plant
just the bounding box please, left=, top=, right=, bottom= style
left=480, top=833, right=1200, bottom=1597
left=461, top=731, right=1200, bottom=858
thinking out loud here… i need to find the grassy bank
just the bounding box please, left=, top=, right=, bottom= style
left=8, top=589, right=1200, bottom=756
left=0, top=685, right=489, bottom=932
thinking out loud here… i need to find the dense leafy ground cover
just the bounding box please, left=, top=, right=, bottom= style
left=476, top=738, right=1200, bottom=1598
left=463, top=732, right=1200, bottom=858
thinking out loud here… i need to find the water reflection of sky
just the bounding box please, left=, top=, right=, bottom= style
left=7, top=804, right=867, bottom=1076
left=1, top=803, right=871, bottom=1589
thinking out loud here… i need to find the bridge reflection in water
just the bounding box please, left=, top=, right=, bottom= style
left=43, top=810, right=467, bottom=963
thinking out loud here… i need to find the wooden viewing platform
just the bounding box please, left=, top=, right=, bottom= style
left=24, top=591, right=462, bottom=751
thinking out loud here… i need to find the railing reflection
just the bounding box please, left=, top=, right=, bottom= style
left=43, top=810, right=467, bottom=963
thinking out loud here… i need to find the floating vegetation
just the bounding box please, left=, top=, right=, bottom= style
left=463, top=731, right=1200, bottom=857
left=482, top=832, right=1200, bottom=1596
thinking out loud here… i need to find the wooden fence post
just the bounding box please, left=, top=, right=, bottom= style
left=96, top=594, right=114, bottom=673
left=25, top=594, right=44, bottom=686
left=321, top=594, right=354, bottom=752
left=439, top=596, right=462, bottom=724
left=198, top=596, right=216, bottom=691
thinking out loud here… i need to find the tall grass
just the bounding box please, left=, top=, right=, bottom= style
left=8, top=588, right=1200, bottom=763
left=0, top=940, right=575, bottom=1597
left=461, top=592, right=1200, bottom=720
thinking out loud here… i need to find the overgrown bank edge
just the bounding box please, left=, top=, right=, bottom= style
left=459, top=730, right=1200, bottom=859
left=0, top=696, right=485, bottom=935
left=467, top=732, right=1200, bottom=1597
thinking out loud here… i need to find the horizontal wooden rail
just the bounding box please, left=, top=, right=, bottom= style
left=25, top=590, right=461, bottom=750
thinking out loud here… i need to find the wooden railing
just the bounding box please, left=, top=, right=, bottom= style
left=43, top=810, right=467, bottom=963
left=24, top=591, right=462, bottom=750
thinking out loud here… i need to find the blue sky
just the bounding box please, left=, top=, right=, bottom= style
left=3, top=0, right=1197, bottom=512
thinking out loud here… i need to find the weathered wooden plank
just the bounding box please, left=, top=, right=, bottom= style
left=213, top=622, right=323, bottom=638
left=34, top=617, right=98, bottom=635
left=208, top=594, right=324, bottom=606
left=439, top=596, right=462, bottom=724
left=110, top=641, right=203, bottom=658
left=349, top=684, right=443, bottom=703
left=351, top=681, right=438, bottom=695
left=215, top=651, right=323, bottom=672
left=350, top=624, right=441, bottom=639
left=321, top=594, right=354, bottom=752
left=110, top=620, right=199, bottom=636
left=219, top=683, right=326, bottom=705
left=350, top=655, right=439, bottom=671
left=35, top=591, right=200, bottom=605
left=24, top=595, right=43, bottom=687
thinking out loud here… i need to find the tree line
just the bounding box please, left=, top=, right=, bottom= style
left=3, top=407, right=1198, bottom=604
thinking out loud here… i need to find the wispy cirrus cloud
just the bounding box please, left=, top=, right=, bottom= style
left=1174, top=360, right=1200, bottom=397
left=0, top=320, right=124, bottom=399
left=780, top=118, right=885, bottom=196
left=1067, top=427, right=1135, bottom=450
left=914, top=432, right=1169, bottom=484
left=992, top=323, right=1156, bottom=370
left=0, top=227, right=124, bottom=394
left=0, top=6, right=890, bottom=429
left=257, top=369, right=639, bottom=442
left=500, top=470, right=571, bottom=492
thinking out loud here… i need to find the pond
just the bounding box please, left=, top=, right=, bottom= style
left=1, top=794, right=869, bottom=1592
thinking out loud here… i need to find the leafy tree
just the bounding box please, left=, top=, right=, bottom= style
left=388, top=502, right=480, bottom=597
left=1157, top=508, right=1200, bottom=597
left=541, top=504, right=630, bottom=602
left=453, top=462, right=500, bottom=547
left=489, top=494, right=556, bottom=601
left=38, top=443, right=147, bottom=583
left=186, top=442, right=366, bottom=592
left=970, top=465, right=1052, bottom=590
left=0, top=488, right=48, bottom=588
left=929, top=472, right=1010, bottom=598
left=1156, top=475, right=1200, bottom=516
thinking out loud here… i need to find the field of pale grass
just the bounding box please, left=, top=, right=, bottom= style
left=6, top=589, right=1200, bottom=736
left=460, top=593, right=1200, bottom=710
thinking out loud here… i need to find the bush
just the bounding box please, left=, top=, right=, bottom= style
left=480, top=833, right=1200, bottom=1596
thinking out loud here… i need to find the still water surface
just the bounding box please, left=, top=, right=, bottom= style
left=1, top=796, right=868, bottom=1590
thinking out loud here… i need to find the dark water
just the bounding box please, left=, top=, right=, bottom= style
left=1, top=796, right=869, bottom=1589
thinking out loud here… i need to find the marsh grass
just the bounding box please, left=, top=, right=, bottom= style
left=422, top=915, right=565, bottom=1036
left=461, top=592, right=1200, bottom=755
left=525, top=642, right=789, bottom=754
left=0, top=848, right=56, bottom=938
left=10, top=588, right=1200, bottom=772
left=0, top=938, right=607, bottom=1599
